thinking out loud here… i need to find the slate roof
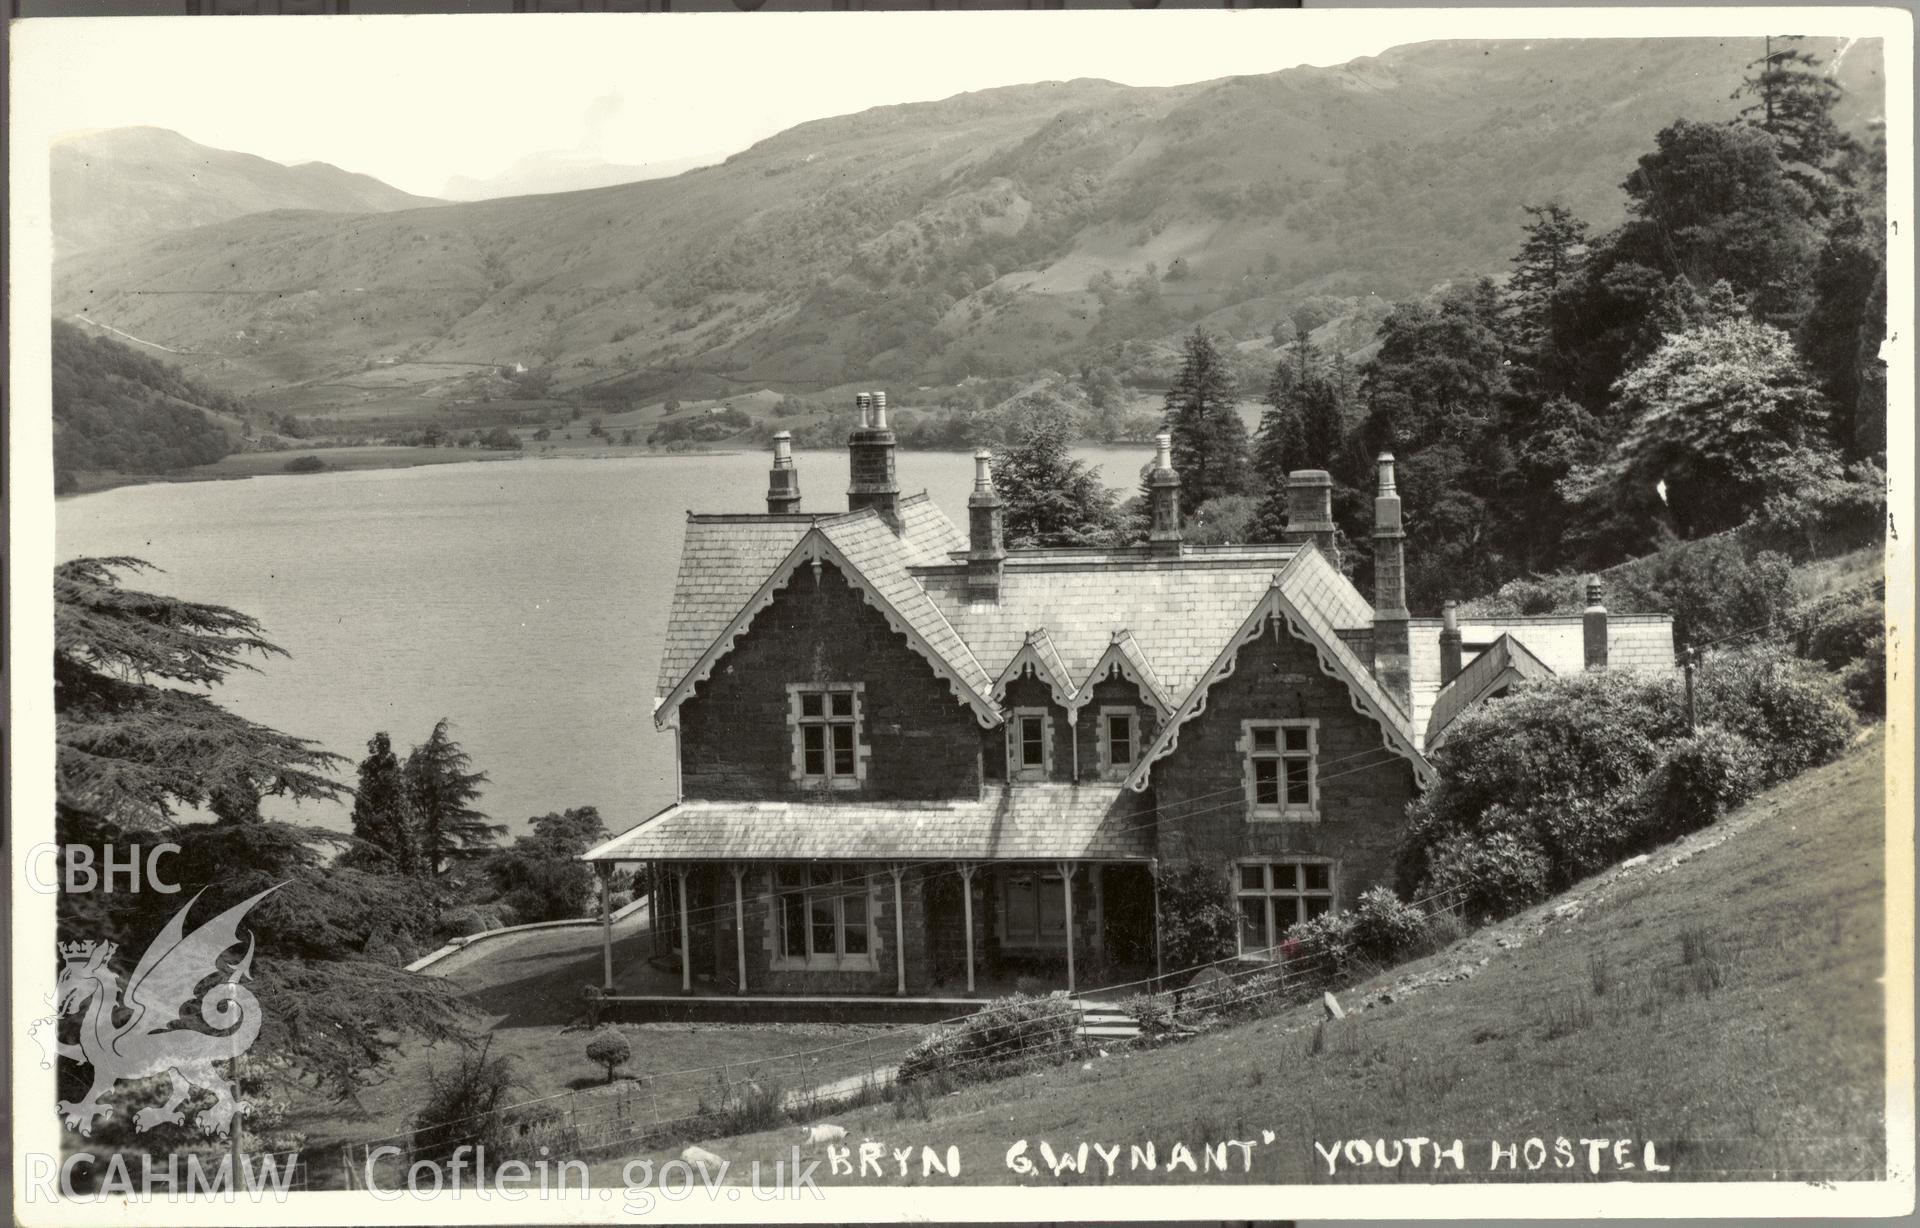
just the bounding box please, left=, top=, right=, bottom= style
left=1424, top=633, right=1556, bottom=748
left=654, top=514, right=815, bottom=701
left=1406, top=614, right=1676, bottom=745
left=583, top=783, right=1153, bottom=863
left=918, top=545, right=1301, bottom=700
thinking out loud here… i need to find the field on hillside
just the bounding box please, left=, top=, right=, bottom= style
left=587, top=731, right=1891, bottom=1187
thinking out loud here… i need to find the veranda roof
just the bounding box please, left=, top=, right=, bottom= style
left=582, top=783, right=1154, bottom=864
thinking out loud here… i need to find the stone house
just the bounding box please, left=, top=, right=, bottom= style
left=583, top=391, right=1675, bottom=1004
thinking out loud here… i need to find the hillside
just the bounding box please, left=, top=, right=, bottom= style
left=53, top=38, right=1882, bottom=412
left=587, top=729, right=1890, bottom=1186
left=51, top=319, right=248, bottom=485
left=50, top=126, right=443, bottom=255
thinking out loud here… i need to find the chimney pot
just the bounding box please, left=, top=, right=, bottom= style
left=847, top=391, right=899, bottom=524
left=1439, top=599, right=1463, bottom=684
left=1583, top=575, right=1609, bottom=670
left=1148, top=433, right=1182, bottom=558
left=766, top=431, right=801, bottom=513
left=1371, top=450, right=1411, bottom=710
left=1281, top=468, right=1338, bottom=564
left=967, top=448, right=1007, bottom=601
left=871, top=390, right=889, bottom=430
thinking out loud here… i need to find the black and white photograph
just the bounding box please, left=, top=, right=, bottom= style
left=7, top=5, right=1914, bottom=1221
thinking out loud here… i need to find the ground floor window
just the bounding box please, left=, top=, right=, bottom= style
left=774, top=864, right=873, bottom=968
left=1236, top=860, right=1334, bottom=954
left=1000, top=869, right=1067, bottom=945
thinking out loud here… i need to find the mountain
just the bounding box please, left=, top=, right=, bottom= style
left=50, top=127, right=443, bottom=255
left=52, top=38, right=1883, bottom=409
left=52, top=319, right=248, bottom=484
left=440, top=150, right=718, bottom=201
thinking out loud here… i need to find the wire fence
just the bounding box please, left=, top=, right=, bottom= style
left=338, top=875, right=1477, bottom=1190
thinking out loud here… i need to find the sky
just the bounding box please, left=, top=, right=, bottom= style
left=9, top=11, right=1431, bottom=196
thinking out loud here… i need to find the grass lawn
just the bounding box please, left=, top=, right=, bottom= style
left=587, top=728, right=1890, bottom=1187
left=286, top=916, right=901, bottom=1188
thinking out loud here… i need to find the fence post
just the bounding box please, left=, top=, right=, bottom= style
left=1683, top=645, right=1698, bottom=731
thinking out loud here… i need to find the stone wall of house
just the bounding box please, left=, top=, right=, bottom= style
left=678, top=560, right=983, bottom=800
left=1144, top=612, right=1421, bottom=908
left=990, top=675, right=1077, bottom=782
left=1074, top=673, right=1162, bottom=780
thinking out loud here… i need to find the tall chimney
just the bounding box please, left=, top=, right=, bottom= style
left=1372, top=452, right=1411, bottom=711
left=1439, top=599, right=1463, bottom=684
left=966, top=449, right=1007, bottom=602
left=766, top=431, right=801, bottom=514
left=1583, top=575, right=1609, bottom=670
left=1148, top=433, right=1182, bottom=559
left=847, top=390, right=899, bottom=525
left=1281, top=469, right=1338, bottom=566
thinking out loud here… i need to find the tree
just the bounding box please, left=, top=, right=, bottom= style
left=1162, top=328, right=1251, bottom=507
left=1568, top=312, right=1838, bottom=538
left=481, top=426, right=521, bottom=450
left=349, top=732, right=419, bottom=877
left=1733, top=35, right=1856, bottom=208
left=992, top=394, right=1125, bottom=548
left=1501, top=203, right=1589, bottom=393
left=486, top=807, right=610, bottom=923
left=54, top=557, right=347, bottom=830
left=406, top=719, right=504, bottom=878
left=584, top=1029, right=632, bottom=1084
left=51, top=560, right=468, bottom=1105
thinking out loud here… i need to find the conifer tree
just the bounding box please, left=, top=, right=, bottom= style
left=351, top=732, right=419, bottom=877
left=994, top=392, right=1124, bottom=548
left=1162, top=328, right=1252, bottom=507
left=407, top=719, right=504, bottom=878
left=1502, top=203, right=1589, bottom=393
left=1733, top=35, right=1856, bottom=207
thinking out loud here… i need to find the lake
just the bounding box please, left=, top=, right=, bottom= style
left=55, top=446, right=1150, bottom=838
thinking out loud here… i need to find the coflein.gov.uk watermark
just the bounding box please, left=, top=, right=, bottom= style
left=23, top=1148, right=824, bottom=1212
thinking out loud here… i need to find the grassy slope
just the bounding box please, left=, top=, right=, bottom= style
left=588, top=730, right=1889, bottom=1186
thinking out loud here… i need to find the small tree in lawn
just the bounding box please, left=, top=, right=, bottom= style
left=585, top=1028, right=632, bottom=1084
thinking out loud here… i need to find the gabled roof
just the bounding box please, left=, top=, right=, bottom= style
left=918, top=546, right=1301, bottom=702
left=1424, top=633, right=1556, bottom=749
left=582, top=782, right=1153, bottom=863
left=1405, top=613, right=1676, bottom=743
left=1072, top=630, right=1173, bottom=715
left=1123, top=551, right=1436, bottom=793
left=991, top=629, right=1078, bottom=709
left=653, top=498, right=999, bottom=728
left=654, top=514, right=816, bottom=701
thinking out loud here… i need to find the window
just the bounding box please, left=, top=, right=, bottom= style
left=1236, top=860, right=1334, bottom=955
left=1243, top=719, right=1317, bottom=818
left=789, top=684, right=865, bottom=788
left=1001, top=870, right=1067, bottom=944
left=774, top=865, right=873, bottom=968
left=1007, top=707, right=1052, bottom=781
left=1099, top=707, right=1138, bottom=777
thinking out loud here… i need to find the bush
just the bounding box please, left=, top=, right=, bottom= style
left=1419, top=824, right=1554, bottom=924
left=1347, top=886, right=1433, bottom=965
left=1637, top=726, right=1766, bottom=838
left=1155, top=864, right=1239, bottom=973
left=437, top=903, right=515, bottom=940
left=896, top=994, right=1077, bottom=1086
left=1609, top=539, right=1793, bottom=648
left=1838, top=646, right=1886, bottom=718
left=584, top=1028, right=632, bottom=1084
left=1792, top=597, right=1885, bottom=671
left=410, top=1040, right=526, bottom=1171
left=282, top=455, right=326, bottom=474
left=1281, top=909, right=1356, bottom=984
left=1682, top=644, right=1857, bottom=783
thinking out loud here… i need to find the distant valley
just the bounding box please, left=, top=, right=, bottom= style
left=52, top=37, right=1882, bottom=418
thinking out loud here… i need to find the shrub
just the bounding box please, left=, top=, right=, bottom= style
left=1608, top=538, right=1793, bottom=648
left=584, top=1028, right=632, bottom=1084
left=1792, top=597, right=1885, bottom=671
left=1533, top=789, right=1650, bottom=886
left=1347, top=886, right=1433, bottom=965
left=896, top=994, right=1077, bottom=1086
left=1682, top=644, right=1857, bottom=783
left=1838, top=645, right=1885, bottom=717
left=410, top=1040, right=526, bottom=1170
left=1420, top=824, right=1553, bottom=923
left=1637, top=726, right=1766, bottom=838
left=437, top=903, right=514, bottom=940
left=1281, top=909, right=1356, bottom=984
left=695, top=1066, right=787, bottom=1137
left=282, top=455, right=326, bottom=474
left=1155, top=863, right=1240, bottom=973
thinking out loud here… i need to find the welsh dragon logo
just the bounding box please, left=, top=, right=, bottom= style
left=31, top=885, right=281, bottom=1138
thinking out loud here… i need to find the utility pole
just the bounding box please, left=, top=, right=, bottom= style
left=1683, top=646, right=1698, bottom=732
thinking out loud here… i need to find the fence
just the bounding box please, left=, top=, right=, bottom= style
left=336, top=878, right=1473, bottom=1191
